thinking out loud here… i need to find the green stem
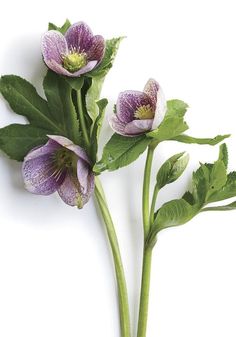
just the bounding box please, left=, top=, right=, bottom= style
left=137, top=247, right=153, bottom=337
left=149, top=184, right=160, bottom=226
left=95, top=177, right=131, bottom=337
left=142, top=146, right=155, bottom=239
left=77, top=90, right=90, bottom=148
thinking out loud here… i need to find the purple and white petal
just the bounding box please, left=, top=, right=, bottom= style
left=117, top=91, right=153, bottom=123
left=71, top=61, right=98, bottom=76
left=86, top=35, right=105, bottom=63
left=65, top=21, right=93, bottom=52
left=48, top=135, right=90, bottom=164
left=143, top=79, right=159, bottom=109
left=42, top=30, right=68, bottom=65
left=151, top=86, right=167, bottom=130
left=109, top=114, right=127, bottom=136
left=44, top=59, right=74, bottom=76
left=57, top=171, right=94, bottom=208
left=77, top=159, right=90, bottom=194
left=22, top=142, right=66, bottom=196
left=124, top=119, right=153, bottom=136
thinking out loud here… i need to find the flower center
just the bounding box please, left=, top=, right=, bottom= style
left=134, top=104, right=154, bottom=120
left=54, top=149, right=76, bottom=170
left=63, top=51, right=87, bottom=73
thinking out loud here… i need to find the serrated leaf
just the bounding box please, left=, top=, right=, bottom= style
left=206, top=160, right=227, bottom=199
left=0, top=124, right=49, bottom=161
left=201, top=201, right=236, bottom=212
left=155, top=199, right=198, bottom=232
left=0, top=75, right=63, bottom=134
left=156, top=152, right=189, bottom=189
left=89, top=37, right=124, bottom=77
left=166, top=99, right=189, bottom=117
left=48, top=19, right=71, bottom=34
left=147, top=116, right=189, bottom=141
left=86, top=76, right=105, bottom=124
left=218, top=143, right=228, bottom=168
left=192, top=164, right=210, bottom=205
left=207, top=171, right=236, bottom=202
left=43, top=71, right=79, bottom=143
left=90, top=98, right=108, bottom=163
left=93, top=134, right=151, bottom=173
left=171, top=134, right=230, bottom=145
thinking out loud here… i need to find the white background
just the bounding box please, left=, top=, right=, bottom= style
left=1, top=1, right=236, bottom=336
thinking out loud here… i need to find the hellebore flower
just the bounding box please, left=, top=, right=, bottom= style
left=41, top=22, right=105, bottom=77
left=110, top=79, right=166, bottom=136
left=22, top=136, right=94, bottom=208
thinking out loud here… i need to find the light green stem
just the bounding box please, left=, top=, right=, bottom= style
left=95, top=177, right=131, bottom=337
left=77, top=90, right=90, bottom=148
left=142, top=146, right=155, bottom=239
left=137, top=247, right=153, bottom=337
left=149, top=184, right=160, bottom=226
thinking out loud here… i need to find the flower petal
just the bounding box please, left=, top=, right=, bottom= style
left=117, top=91, right=153, bottom=123
left=22, top=140, right=66, bottom=195
left=109, top=114, right=127, bottom=136
left=151, top=86, right=167, bottom=130
left=44, top=59, right=73, bottom=76
left=77, top=159, right=90, bottom=194
left=42, top=30, right=68, bottom=65
left=65, top=21, right=93, bottom=52
left=124, top=119, right=153, bottom=135
left=87, top=35, right=105, bottom=63
left=47, top=135, right=90, bottom=164
left=143, top=79, right=159, bottom=109
left=71, top=61, right=98, bottom=76
left=57, top=171, right=94, bottom=208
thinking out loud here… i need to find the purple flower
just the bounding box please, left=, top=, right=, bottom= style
left=110, top=79, right=167, bottom=136
left=41, top=22, right=105, bottom=77
left=22, top=135, right=94, bottom=208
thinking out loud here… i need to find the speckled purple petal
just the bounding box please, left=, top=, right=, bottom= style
left=71, top=60, right=98, bottom=76
left=109, top=114, right=127, bottom=136
left=124, top=119, right=153, bottom=135
left=117, top=91, right=153, bottom=123
left=42, top=31, right=68, bottom=65
left=44, top=59, right=73, bottom=76
left=22, top=140, right=66, bottom=195
left=47, top=135, right=90, bottom=164
left=57, top=170, right=94, bottom=208
left=77, top=159, right=90, bottom=194
left=65, top=21, right=93, bottom=52
left=143, top=79, right=159, bottom=109
left=151, top=85, right=167, bottom=130
left=86, top=35, right=105, bottom=63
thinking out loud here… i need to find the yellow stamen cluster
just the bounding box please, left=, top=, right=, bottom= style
left=62, top=51, right=87, bottom=73
left=134, top=104, right=154, bottom=120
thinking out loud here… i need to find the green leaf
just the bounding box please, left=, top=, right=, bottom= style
left=90, top=98, right=108, bottom=163
left=48, top=19, right=71, bottom=34
left=94, top=134, right=151, bottom=173
left=218, top=143, right=228, bottom=168
left=65, top=77, right=84, bottom=90
left=85, top=76, right=105, bottom=124
left=155, top=199, right=198, bottom=232
left=0, top=75, right=63, bottom=134
left=192, top=164, right=210, bottom=206
left=147, top=116, right=189, bottom=141
left=207, top=171, right=236, bottom=203
left=89, top=37, right=124, bottom=77
left=171, top=134, right=230, bottom=145
left=206, top=160, right=227, bottom=200
left=156, top=152, right=189, bottom=189
left=166, top=99, right=189, bottom=117
left=0, top=124, right=49, bottom=161
left=43, top=71, right=79, bottom=143
left=202, top=201, right=236, bottom=212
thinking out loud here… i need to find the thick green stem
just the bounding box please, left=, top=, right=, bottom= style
left=77, top=90, right=90, bottom=148
left=149, top=184, right=160, bottom=226
left=95, top=177, right=131, bottom=337
left=142, top=146, right=155, bottom=239
left=137, top=247, right=153, bottom=337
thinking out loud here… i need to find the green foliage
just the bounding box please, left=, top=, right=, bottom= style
left=90, top=98, right=108, bottom=163
left=0, top=124, right=49, bottom=161
left=94, top=134, right=151, bottom=173
left=147, top=117, right=189, bottom=141
left=48, top=19, right=71, bottom=34
left=202, top=201, right=236, bottom=212
left=156, top=152, right=189, bottom=189
left=166, top=99, right=189, bottom=117
left=172, top=134, right=230, bottom=145
left=89, top=37, right=124, bottom=77
left=218, top=143, right=228, bottom=168
left=86, top=76, right=105, bottom=124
